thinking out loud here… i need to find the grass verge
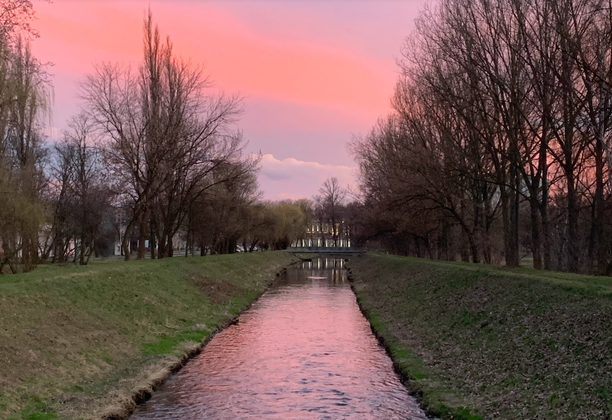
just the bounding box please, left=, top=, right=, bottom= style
left=0, top=251, right=297, bottom=420
left=347, top=253, right=612, bottom=420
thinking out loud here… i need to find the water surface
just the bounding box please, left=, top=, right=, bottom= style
left=131, top=258, right=429, bottom=420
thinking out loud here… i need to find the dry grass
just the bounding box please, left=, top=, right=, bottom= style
left=188, top=273, right=244, bottom=305
left=0, top=251, right=297, bottom=420
left=348, top=253, right=612, bottom=420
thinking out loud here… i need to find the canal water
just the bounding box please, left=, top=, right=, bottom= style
left=131, top=258, right=429, bottom=420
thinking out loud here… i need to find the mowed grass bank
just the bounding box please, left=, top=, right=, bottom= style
left=348, top=253, right=612, bottom=420
left=0, top=251, right=297, bottom=420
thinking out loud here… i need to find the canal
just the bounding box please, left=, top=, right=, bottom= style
left=131, top=258, right=429, bottom=419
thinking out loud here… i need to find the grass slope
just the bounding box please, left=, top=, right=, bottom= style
left=0, top=251, right=297, bottom=420
left=348, top=253, right=612, bottom=420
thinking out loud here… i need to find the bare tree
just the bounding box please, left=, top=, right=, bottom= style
left=0, top=0, right=46, bottom=42
left=314, top=177, right=346, bottom=247
left=82, top=10, right=248, bottom=260
left=50, top=113, right=112, bottom=265
left=354, top=0, right=612, bottom=273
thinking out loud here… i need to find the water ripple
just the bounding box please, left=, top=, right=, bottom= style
left=131, top=258, right=429, bottom=420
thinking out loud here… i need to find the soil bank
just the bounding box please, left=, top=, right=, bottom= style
left=0, top=251, right=298, bottom=420
left=348, top=253, right=612, bottom=420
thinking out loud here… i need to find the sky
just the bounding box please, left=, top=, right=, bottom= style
left=31, top=0, right=428, bottom=200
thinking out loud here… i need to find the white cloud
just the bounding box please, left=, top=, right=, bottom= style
left=257, top=154, right=358, bottom=201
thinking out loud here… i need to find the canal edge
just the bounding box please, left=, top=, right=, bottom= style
left=100, top=260, right=299, bottom=420
left=345, top=259, right=448, bottom=420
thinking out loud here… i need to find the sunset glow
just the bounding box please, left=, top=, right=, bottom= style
left=32, top=0, right=426, bottom=199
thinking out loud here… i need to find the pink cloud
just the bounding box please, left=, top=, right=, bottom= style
left=258, top=154, right=356, bottom=201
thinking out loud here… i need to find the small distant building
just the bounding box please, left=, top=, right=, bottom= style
left=293, top=220, right=351, bottom=248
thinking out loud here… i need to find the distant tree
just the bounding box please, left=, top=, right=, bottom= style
left=46, top=113, right=113, bottom=265
left=257, top=201, right=308, bottom=250
left=187, top=158, right=260, bottom=255
left=293, top=198, right=313, bottom=247
left=314, top=177, right=346, bottom=247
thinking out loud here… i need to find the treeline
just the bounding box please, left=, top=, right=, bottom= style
left=0, top=6, right=261, bottom=272
left=0, top=5, right=352, bottom=274
left=353, top=0, right=612, bottom=274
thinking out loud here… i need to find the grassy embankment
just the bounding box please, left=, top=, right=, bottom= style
left=348, top=253, right=612, bottom=420
left=0, top=251, right=297, bottom=420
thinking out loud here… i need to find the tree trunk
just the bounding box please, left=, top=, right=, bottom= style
left=594, top=138, right=606, bottom=274
left=149, top=218, right=157, bottom=259
left=79, top=237, right=86, bottom=266
left=566, top=168, right=580, bottom=273
left=122, top=218, right=137, bottom=261
left=529, top=195, right=542, bottom=270
left=506, top=152, right=521, bottom=267
left=138, top=215, right=147, bottom=260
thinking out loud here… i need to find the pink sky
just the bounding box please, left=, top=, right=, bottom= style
left=31, top=0, right=427, bottom=200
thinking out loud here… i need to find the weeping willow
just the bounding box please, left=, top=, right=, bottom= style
left=0, top=34, right=51, bottom=273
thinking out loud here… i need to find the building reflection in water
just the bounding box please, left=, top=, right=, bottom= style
left=301, top=258, right=346, bottom=284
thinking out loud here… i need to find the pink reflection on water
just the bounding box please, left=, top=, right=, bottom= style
left=131, top=259, right=428, bottom=420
